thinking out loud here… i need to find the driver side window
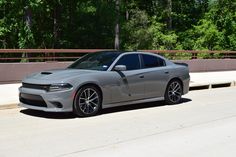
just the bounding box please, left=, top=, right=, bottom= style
left=115, top=54, right=141, bottom=71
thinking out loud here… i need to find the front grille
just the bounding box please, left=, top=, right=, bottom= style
left=19, top=93, right=47, bottom=107
left=22, top=83, right=50, bottom=91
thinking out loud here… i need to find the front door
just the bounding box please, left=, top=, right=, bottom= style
left=110, top=53, right=145, bottom=103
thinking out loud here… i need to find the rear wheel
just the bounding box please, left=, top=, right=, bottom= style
left=73, top=85, right=101, bottom=117
left=165, top=80, right=183, bottom=105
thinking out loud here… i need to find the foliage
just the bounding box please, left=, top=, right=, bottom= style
left=0, top=0, right=236, bottom=52
left=192, top=19, right=224, bottom=50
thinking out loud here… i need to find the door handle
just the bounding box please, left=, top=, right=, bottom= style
left=165, top=71, right=169, bottom=74
left=139, top=75, right=144, bottom=78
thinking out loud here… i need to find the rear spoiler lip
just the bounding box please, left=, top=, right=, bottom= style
left=174, top=62, right=188, bottom=67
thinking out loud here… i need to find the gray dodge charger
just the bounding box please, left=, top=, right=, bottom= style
left=19, top=51, right=190, bottom=117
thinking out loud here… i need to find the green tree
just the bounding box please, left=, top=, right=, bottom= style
left=0, top=0, right=236, bottom=52
left=184, top=0, right=236, bottom=50
left=192, top=19, right=224, bottom=50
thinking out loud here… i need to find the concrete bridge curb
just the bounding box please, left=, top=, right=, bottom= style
left=1, top=71, right=236, bottom=110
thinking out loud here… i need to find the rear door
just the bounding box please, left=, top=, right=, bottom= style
left=140, top=54, right=170, bottom=98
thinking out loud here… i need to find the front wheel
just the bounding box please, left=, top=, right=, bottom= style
left=165, top=80, right=183, bottom=105
left=73, top=86, right=101, bottom=117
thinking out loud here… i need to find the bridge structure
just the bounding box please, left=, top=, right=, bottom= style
left=0, top=49, right=236, bottom=83
left=0, top=49, right=236, bottom=109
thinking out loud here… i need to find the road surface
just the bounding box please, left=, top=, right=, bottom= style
left=0, top=87, right=236, bottom=157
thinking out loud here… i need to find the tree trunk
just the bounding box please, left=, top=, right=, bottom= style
left=22, top=0, right=33, bottom=61
left=53, top=3, right=61, bottom=49
left=69, top=0, right=77, bottom=28
left=125, top=0, right=129, bottom=20
left=167, top=0, right=172, bottom=30
left=114, top=0, right=120, bottom=50
left=52, top=2, right=62, bottom=61
left=25, top=7, right=32, bottom=29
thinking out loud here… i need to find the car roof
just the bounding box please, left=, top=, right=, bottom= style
left=121, top=51, right=165, bottom=58
left=99, top=50, right=160, bottom=55
left=96, top=50, right=165, bottom=60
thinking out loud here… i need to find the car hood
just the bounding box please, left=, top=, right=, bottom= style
left=23, top=69, right=96, bottom=84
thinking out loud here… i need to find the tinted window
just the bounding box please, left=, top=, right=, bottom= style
left=115, top=54, right=140, bottom=70
left=68, top=51, right=121, bottom=71
left=142, top=54, right=165, bottom=68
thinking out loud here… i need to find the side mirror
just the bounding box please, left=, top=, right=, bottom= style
left=114, top=65, right=127, bottom=71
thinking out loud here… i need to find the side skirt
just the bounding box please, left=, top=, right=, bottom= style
left=102, top=97, right=165, bottom=109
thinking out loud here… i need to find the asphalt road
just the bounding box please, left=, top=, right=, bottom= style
left=1, top=87, right=236, bottom=157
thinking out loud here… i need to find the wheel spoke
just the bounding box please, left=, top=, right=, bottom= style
left=89, top=96, right=98, bottom=102
left=80, top=103, right=86, bottom=111
left=170, top=83, right=174, bottom=90
left=170, top=95, right=175, bottom=101
left=174, top=84, right=179, bottom=90
left=88, top=104, right=95, bottom=111
left=174, top=84, right=180, bottom=91
left=87, top=89, right=90, bottom=98
left=175, top=91, right=181, bottom=95
left=90, top=101, right=98, bottom=107
left=174, top=95, right=178, bottom=101
left=88, top=92, right=96, bottom=99
left=86, top=105, right=91, bottom=113
left=83, top=90, right=87, bottom=98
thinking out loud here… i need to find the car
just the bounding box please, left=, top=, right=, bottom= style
left=19, top=51, right=190, bottom=117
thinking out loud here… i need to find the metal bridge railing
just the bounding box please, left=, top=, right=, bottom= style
left=0, top=49, right=236, bottom=62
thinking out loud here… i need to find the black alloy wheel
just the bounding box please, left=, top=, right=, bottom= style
left=165, top=80, right=183, bottom=105
left=74, top=85, right=101, bottom=117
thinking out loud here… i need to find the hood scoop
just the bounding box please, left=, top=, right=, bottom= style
left=41, top=71, right=52, bottom=75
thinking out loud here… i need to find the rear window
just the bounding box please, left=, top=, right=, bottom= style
left=142, top=54, right=165, bottom=68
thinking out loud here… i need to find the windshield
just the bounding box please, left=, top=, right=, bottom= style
left=68, top=51, right=121, bottom=71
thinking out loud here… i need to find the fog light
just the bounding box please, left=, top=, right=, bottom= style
left=50, top=101, right=63, bottom=108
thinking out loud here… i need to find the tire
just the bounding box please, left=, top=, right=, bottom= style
left=73, top=85, right=102, bottom=117
left=164, top=79, right=183, bottom=105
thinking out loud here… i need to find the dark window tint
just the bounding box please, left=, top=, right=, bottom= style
left=67, top=51, right=121, bottom=71
left=115, top=54, right=140, bottom=70
left=142, top=54, right=165, bottom=68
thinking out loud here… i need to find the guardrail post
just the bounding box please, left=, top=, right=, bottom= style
left=191, top=52, right=197, bottom=59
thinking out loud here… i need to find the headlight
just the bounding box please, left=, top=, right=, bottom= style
left=48, top=83, right=73, bottom=92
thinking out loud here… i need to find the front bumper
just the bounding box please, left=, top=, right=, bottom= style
left=19, top=86, right=74, bottom=112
